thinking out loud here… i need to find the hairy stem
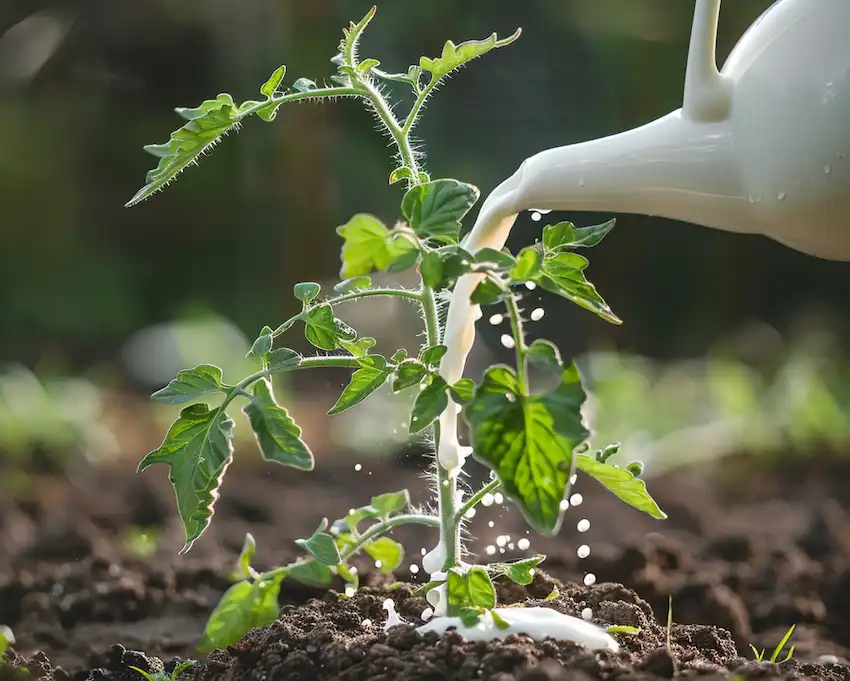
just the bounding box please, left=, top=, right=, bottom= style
left=504, top=291, right=528, bottom=395
left=454, top=477, right=500, bottom=524
left=261, top=513, right=441, bottom=581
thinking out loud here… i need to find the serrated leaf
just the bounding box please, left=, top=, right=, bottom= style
left=450, top=378, right=476, bottom=405
left=420, top=345, right=448, bottom=367
left=364, top=537, right=404, bottom=573
left=371, top=489, right=409, bottom=517
left=197, top=577, right=282, bottom=652
left=260, top=65, right=285, bottom=98
left=294, top=282, right=321, bottom=303
left=543, top=219, right=615, bottom=251
left=420, top=29, right=521, bottom=81
left=526, top=339, right=562, bottom=376
left=538, top=253, right=621, bottom=325
left=234, top=532, right=257, bottom=580
left=243, top=379, right=313, bottom=470
left=286, top=560, right=333, bottom=588
left=471, top=279, right=507, bottom=306
left=574, top=455, right=666, bottom=519
left=151, top=365, right=227, bottom=404
left=248, top=326, right=274, bottom=361
left=465, top=364, right=589, bottom=535
left=410, top=375, right=449, bottom=434
left=393, top=360, right=428, bottom=391
left=138, top=404, right=235, bottom=552
left=328, top=355, right=391, bottom=415
left=337, top=214, right=416, bottom=278
left=127, top=94, right=244, bottom=207
left=401, top=179, right=480, bottom=241
left=335, top=276, right=372, bottom=293
left=303, top=303, right=356, bottom=351
left=475, top=248, right=516, bottom=270
left=487, top=555, right=545, bottom=586
left=510, top=247, right=543, bottom=282
left=339, top=336, right=377, bottom=358
left=296, top=520, right=341, bottom=565
left=267, top=348, right=302, bottom=372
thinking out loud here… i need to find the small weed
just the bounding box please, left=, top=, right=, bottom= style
left=750, top=624, right=796, bottom=663
left=129, top=660, right=196, bottom=681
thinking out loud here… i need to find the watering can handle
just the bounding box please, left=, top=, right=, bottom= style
left=683, top=0, right=732, bottom=122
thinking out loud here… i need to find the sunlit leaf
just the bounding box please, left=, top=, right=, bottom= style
left=392, top=360, right=428, bottom=391
left=234, top=532, right=257, bottom=580
left=197, top=577, right=282, bottom=652
left=364, top=537, right=404, bottom=572
left=138, top=404, right=235, bottom=552
left=487, top=555, right=545, bottom=586
left=526, top=339, right=562, bottom=376
left=574, top=455, right=666, bottom=519
left=294, top=282, right=321, bottom=303
left=151, top=365, right=227, bottom=405
left=267, top=348, right=302, bottom=372
left=420, top=29, right=522, bottom=81
left=410, top=375, right=449, bottom=434
left=247, top=326, right=274, bottom=361
left=303, top=303, right=356, bottom=351
left=328, top=355, right=392, bottom=415
left=371, top=489, right=409, bottom=517
left=296, top=519, right=341, bottom=565
left=538, top=253, right=621, bottom=325
left=401, top=179, right=479, bottom=242
left=285, top=560, right=333, bottom=588
left=243, top=379, right=313, bottom=470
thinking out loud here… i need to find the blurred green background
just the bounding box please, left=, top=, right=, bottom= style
left=1, top=0, right=849, bottom=475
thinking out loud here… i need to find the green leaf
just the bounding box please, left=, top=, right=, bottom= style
left=303, top=303, right=356, bottom=351
left=197, top=576, right=282, bottom=652
left=401, top=179, right=480, bottom=241
left=338, top=336, right=377, bottom=358
left=337, top=214, right=417, bottom=277
left=544, top=586, right=559, bottom=601
left=490, top=609, right=511, bottom=630
left=420, top=29, right=522, bottom=81
left=267, top=348, right=302, bottom=372
left=294, top=282, right=321, bottom=303
left=450, top=378, right=476, bottom=405
left=337, top=563, right=359, bottom=591
left=248, top=326, right=274, bottom=361
left=172, top=660, right=198, bottom=679
left=543, top=219, right=615, bottom=251
left=364, top=537, right=404, bottom=573
left=538, top=252, right=621, bottom=325
left=468, top=566, right=497, bottom=609
left=475, top=248, right=517, bottom=270
left=234, top=533, right=257, bottom=580
left=471, top=279, right=507, bottom=306
left=259, top=65, right=286, bottom=98
left=338, top=6, right=377, bottom=67
left=285, top=560, right=333, bottom=588
left=151, top=365, right=227, bottom=404
left=0, top=626, right=13, bottom=657
left=487, top=555, right=545, bottom=586
left=465, top=363, right=589, bottom=535
left=526, top=339, right=563, bottom=376
left=410, top=375, right=449, bottom=434
left=328, top=355, right=391, bottom=415
left=335, top=276, right=372, bottom=293
left=127, top=93, right=248, bottom=207
left=574, top=455, right=666, bottom=519
left=510, top=247, right=543, bottom=282
left=296, top=519, right=341, bottom=565
left=138, top=404, right=235, bottom=552
left=420, top=345, right=448, bottom=367
left=419, top=251, right=443, bottom=289
left=389, top=167, right=414, bottom=185
left=292, top=77, right=317, bottom=92
left=392, top=360, right=428, bottom=391
left=243, top=378, right=313, bottom=470
left=607, top=625, right=641, bottom=636
left=460, top=608, right=484, bottom=627
left=371, top=489, right=410, bottom=517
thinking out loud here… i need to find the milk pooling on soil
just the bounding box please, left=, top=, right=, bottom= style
left=414, top=194, right=617, bottom=650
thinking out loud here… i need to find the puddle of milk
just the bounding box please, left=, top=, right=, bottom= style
left=416, top=608, right=619, bottom=652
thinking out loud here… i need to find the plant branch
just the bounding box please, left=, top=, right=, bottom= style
left=454, top=478, right=501, bottom=523
left=401, top=81, right=436, bottom=137
left=505, top=291, right=528, bottom=395
left=238, top=86, right=364, bottom=121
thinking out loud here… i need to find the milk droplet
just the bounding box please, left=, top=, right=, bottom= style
left=485, top=545, right=497, bottom=555
left=577, top=544, right=591, bottom=559
left=581, top=607, right=593, bottom=621
left=501, top=334, right=515, bottom=349
left=777, top=191, right=786, bottom=201
left=354, top=463, right=362, bottom=471
left=420, top=548, right=427, bottom=556
left=531, top=212, right=542, bottom=222
left=525, top=281, right=537, bottom=291
left=508, top=542, right=515, bottom=551
left=482, top=493, right=495, bottom=507
left=584, top=573, right=597, bottom=586
left=518, top=538, right=531, bottom=551
left=494, top=492, right=504, bottom=505
left=409, top=564, right=420, bottom=574
left=530, top=308, right=545, bottom=321
left=345, top=586, right=356, bottom=597
left=577, top=518, right=591, bottom=533
left=349, top=508, right=356, bottom=515
left=569, top=493, right=583, bottom=506
left=496, top=535, right=508, bottom=548
left=361, top=618, right=372, bottom=627
left=465, top=507, right=477, bottom=519
left=488, top=520, right=495, bottom=528
left=824, top=163, right=832, bottom=174
left=570, top=474, right=577, bottom=485
left=489, top=313, right=504, bottom=326
left=533, top=208, right=553, bottom=214
left=421, top=607, right=434, bottom=621
left=578, top=179, right=585, bottom=187
left=375, top=560, right=383, bottom=569
left=559, top=499, right=570, bottom=511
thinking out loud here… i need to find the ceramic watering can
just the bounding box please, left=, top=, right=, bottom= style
left=471, top=0, right=850, bottom=260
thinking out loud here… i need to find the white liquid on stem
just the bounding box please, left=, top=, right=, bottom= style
left=417, top=608, right=618, bottom=651
left=383, top=599, right=405, bottom=630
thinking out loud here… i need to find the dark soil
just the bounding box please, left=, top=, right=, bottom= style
left=3, top=449, right=850, bottom=680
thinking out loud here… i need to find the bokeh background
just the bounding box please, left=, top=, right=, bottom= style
left=2, top=0, right=849, bottom=490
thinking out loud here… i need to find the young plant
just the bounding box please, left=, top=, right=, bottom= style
left=128, top=7, right=665, bottom=649
left=130, top=660, right=197, bottom=681
left=750, top=624, right=797, bottom=663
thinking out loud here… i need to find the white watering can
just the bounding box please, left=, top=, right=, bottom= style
left=468, top=0, right=850, bottom=260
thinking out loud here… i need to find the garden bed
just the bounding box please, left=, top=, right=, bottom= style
left=3, top=451, right=850, bottom=680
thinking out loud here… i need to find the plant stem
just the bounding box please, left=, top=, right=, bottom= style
left=505, top=292, right=529, bottom=395
left=401, top=82, right=436, bottom=137
left=454, top=478, right=500, bottom=524
left=272, top=287, right=421, bottom=337
left=260, top=513, right=440, bottom=582
left=359, top=81, right=420, bottom=180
